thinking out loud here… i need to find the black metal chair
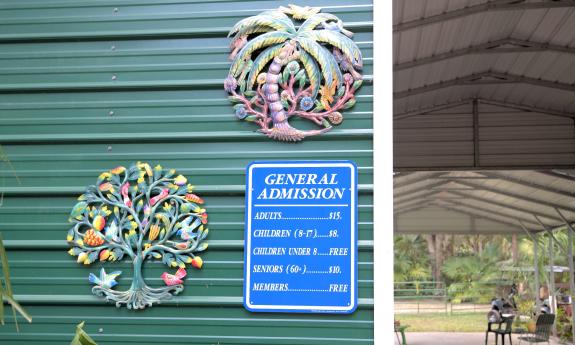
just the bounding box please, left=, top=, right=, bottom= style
left=518, top=313, right=555, bottom=345
left=486, top=313, right=515, bottom=345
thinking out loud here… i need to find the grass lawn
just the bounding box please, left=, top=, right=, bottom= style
left=395, top=313, right=487, bottom=332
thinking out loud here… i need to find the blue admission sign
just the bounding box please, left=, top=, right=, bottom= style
left=244, top=161, right=358, bottom=313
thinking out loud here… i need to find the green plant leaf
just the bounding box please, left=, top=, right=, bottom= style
left=0, top=279, right=4, bottom=326
left=71, top=321, right=98, bottom=345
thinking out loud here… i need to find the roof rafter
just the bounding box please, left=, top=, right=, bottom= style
left=482, top=172, right=575, bottom=199
left=394, top=200, right=435, bottom=215
left=394, top=0, right=575, bottom=32
left=435, top=203, right=524, bottom=231
left=541, top=170, right=575, bottom=182
left=394, top=98, right=575, bottom=120
left=394, top=191, right=440, bottom=209
left=393, top=172, right=445, bottom=190
left=395, top=38, right=575, bottom=71
left=437, top=198, right=541, bottom=228
left=393, top=99, right=472, bottom=120
left=394, top=71, right=575, bottom=100
left=478, top=99, right=575, bottom=119
left=445, top=190, right=563, bottom=222
left=451, top=179, right=575, bottom=213
left=394, top=180, right=451, bottom=199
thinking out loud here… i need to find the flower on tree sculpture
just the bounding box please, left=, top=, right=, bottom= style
left=66, top=162, right=209, bottom=309
left=225, top=4, right=364, bottom=142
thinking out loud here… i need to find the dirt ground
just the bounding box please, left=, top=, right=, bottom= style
left=400, top=332, right=563, bottom=345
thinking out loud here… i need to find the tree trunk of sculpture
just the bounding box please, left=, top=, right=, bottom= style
left=92, top=254, right=183, bottom=309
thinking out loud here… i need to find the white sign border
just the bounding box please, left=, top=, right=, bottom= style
left=244, top=161, right=357, bottom=313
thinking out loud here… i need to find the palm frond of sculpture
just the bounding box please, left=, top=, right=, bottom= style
left=66, top=162, right=209, bottom=309
left=224, top=4, right=364, bottom=142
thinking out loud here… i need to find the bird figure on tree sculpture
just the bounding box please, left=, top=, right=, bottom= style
left=224, top=4, right=364, bottom=141
left=66, top=162, right=209, bottom=309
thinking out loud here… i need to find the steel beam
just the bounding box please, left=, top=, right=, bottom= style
left=562, top=207, right=575, bottom=345
left=394, top=71, right=575, bottom=100
left=556, top=209, right=575, bottom=233
left=441, top=199, right=541, bottom=229
left=394, top=0, right=575, bottom=32
left=540, top=170, right=575, bottom=183
left=394, top=202, right=434, bottom=216
left=394, top=38, right=575, bottom=71
left=395, top=164, right=575, bottom=172
left=393, top=99, right=472, bottom=120
left=394, top=199, right=434, bottom=213
left=535, top=215, right=568, bottom=257
left=394, top=191, right=439, bottom=209
left=394, top=180, right=449, bottom=199
left=446, top=190, right=562, bottom=223
left=450, top=179, right=575, bottom=213
left=437, top=203, right=524, bottom=231
left=483, top=172, right=575, bottom=199
left=394, top=98, right=575, bottom=121
left=393, top=172, right=444, bottom=190
left=479, top=99, right=575, bottom=119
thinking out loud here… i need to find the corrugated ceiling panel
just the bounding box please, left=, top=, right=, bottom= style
left=395, top=206, right=521, bottom=234
left=0, top=0, right=374, bottom=343
left=477, top=103, right=575, bottom=168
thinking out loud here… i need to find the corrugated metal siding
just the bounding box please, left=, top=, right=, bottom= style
left=0, top=1, right=374, bottom=343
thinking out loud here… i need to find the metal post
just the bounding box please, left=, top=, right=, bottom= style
left=549, top=231, right=557, bottom=336
left=472, top=98, right=480, bottom=167
left=519, top=221, right=541, bottom=310
left=534, top=232, right=541, bottom=311
left=568, top=219, right=575, bottom=345
left=556, top=208, right=575, bottom=345
left=549, top=232, right=555, bottom=313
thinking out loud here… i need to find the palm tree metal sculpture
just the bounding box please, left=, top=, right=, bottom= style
left=225, top=4, right=363, bottom=141
left=66, top=162, right=209, bottom=309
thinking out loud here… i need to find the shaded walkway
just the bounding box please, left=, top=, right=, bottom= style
left=401, top=332, right=562, bottom=345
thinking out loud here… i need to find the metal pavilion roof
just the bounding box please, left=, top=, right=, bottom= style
left=392, top=0, right=575, bottom=172
left=394, top=0, right=575, bottom=116
left=393, top=0, right=575, bottom=234
left=393, top=170, right=575, bottom=234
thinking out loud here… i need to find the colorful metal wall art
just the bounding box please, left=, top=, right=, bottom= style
left=66, top=162, right=209, bottom=309
left=225, top=4, right=364, bottom=141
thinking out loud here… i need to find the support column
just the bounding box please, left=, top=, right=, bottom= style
left=472, top=98, right=480, bottom=167
left=549, top=232, right=555, bottom=313
left=549, top=231, right=557, bottom=336
left=556, top=208, right=575, bottom=344
left=520, top=221, right=540, bottom=310
left=534, top=232, right=541, bottom=311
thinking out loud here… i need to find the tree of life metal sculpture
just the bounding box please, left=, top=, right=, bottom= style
left=225, top=4, right=364, bottom=142
left=66, top=162, right=208, bottom=309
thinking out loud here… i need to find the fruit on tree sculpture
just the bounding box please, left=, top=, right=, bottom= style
left=66, top=162, right=209, bottom=309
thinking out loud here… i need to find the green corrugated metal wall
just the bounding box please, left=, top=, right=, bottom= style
left=0, top=0, right=373, bottom=343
